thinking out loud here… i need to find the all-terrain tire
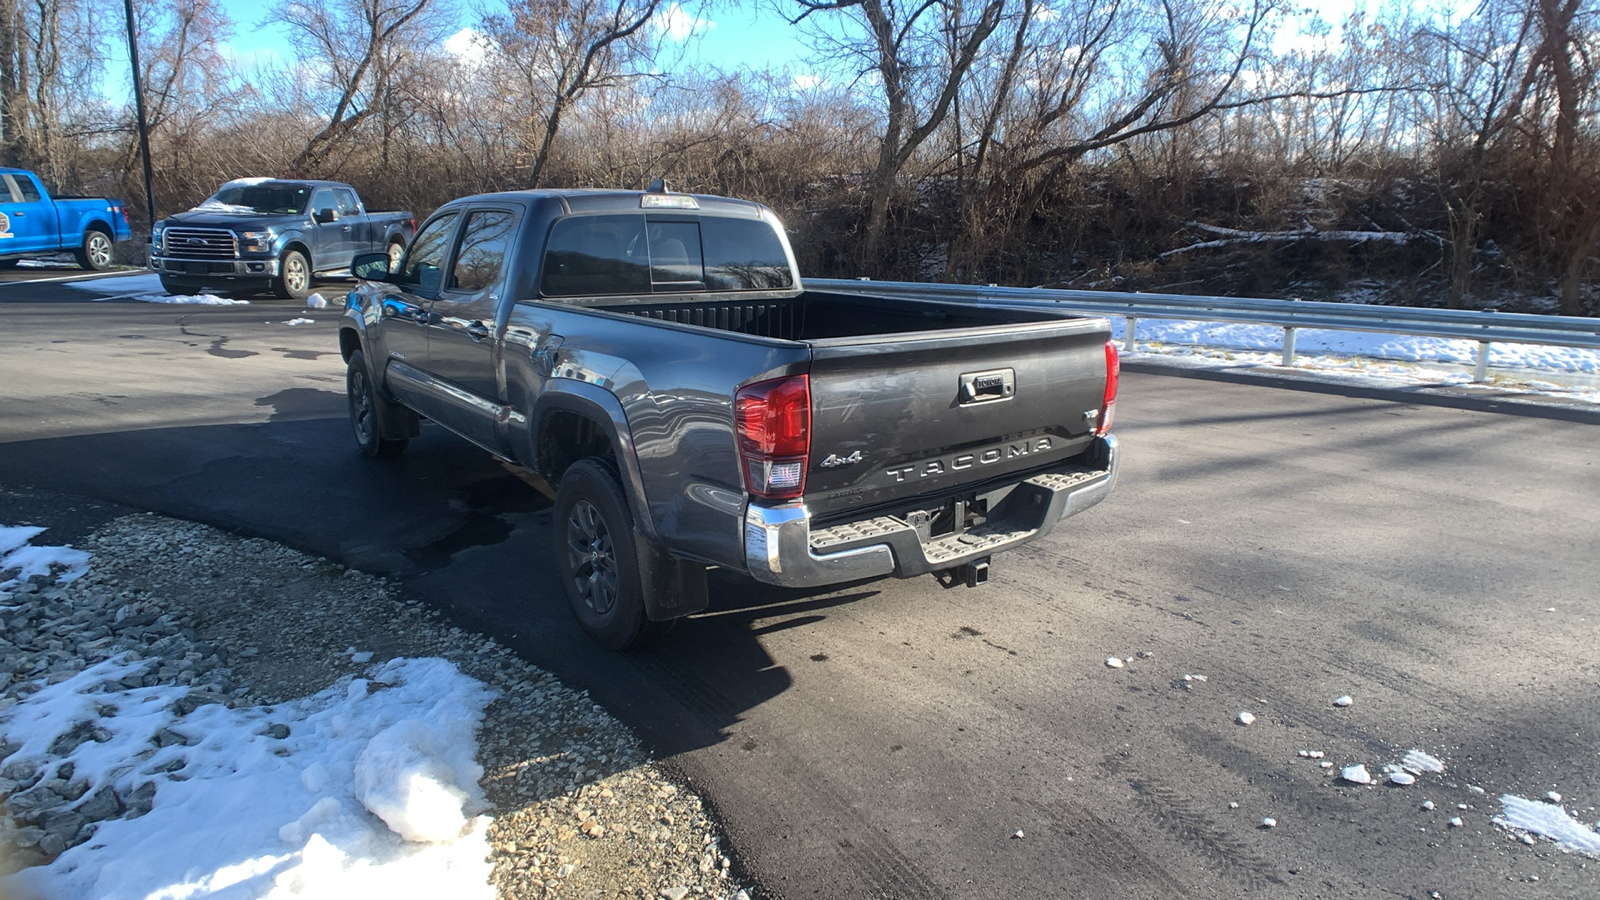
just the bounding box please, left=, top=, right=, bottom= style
left=347, top=349, right=408, bottom=459
left=553, top=459, right=667, bottom=650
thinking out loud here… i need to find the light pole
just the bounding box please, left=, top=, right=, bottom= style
left=121, top=0, right=156, bottom=231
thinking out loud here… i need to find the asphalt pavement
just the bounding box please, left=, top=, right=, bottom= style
left=2, top=273, right=1598, bottom=899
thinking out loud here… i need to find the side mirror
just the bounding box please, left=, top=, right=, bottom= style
left=352, top=251, right=393, bottom=282
left=314, top=208, right=337, bottom=224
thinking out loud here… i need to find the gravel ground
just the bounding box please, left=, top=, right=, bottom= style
left=0, top=494, right=754, bottom=900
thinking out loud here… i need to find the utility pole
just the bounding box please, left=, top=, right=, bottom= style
left=121, top=0, right=157, bottom=230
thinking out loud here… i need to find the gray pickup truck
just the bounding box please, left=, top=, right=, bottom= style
left=151, top=178, right=415, bottom=300
left=339, top=186, right=1119, bottom=648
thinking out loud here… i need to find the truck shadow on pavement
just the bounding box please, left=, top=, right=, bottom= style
left=0, top=407, right=838, bottom=761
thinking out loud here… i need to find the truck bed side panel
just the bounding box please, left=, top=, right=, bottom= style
left=502, top=301, right=811, bottom=569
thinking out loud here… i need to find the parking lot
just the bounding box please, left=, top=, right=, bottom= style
left=2, top=272, right=1598, bottom=899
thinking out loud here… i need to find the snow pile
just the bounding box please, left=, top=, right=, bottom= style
left=61, top=274, right=250, bottom=305
left=134, top=293, right=249, bottom=306
left=0, top=525, right=90, bottom=590
left=306, top=293, right=329, bottom=309
left=283, top=318, right=316, bottom=326
left=1497, top=795, right=1600, bottom=858
left=0, top=657, right=499, bottom=900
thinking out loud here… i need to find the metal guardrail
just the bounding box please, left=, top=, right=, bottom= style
left=810, top=278, right=1600, bottom=382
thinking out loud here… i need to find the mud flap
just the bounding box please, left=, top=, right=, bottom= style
left=375, top=390, right=421, bottom=440
left=634, top=528, right=709, bottom=621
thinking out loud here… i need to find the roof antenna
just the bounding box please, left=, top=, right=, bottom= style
left=646, top=177, right=668, bottom=193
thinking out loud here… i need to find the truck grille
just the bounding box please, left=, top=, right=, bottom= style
left=163, top=227, right=237, bottom=259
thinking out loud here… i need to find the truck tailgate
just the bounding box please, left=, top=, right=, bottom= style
left=803, top=316, right=1111, bottom=519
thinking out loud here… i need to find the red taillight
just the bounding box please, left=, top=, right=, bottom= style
left=1097, top=340, right=1119, bottom=436
left=736, top=374, right=810, bottom=501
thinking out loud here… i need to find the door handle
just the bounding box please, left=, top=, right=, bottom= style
left=466, top=321, right=490, bottom=342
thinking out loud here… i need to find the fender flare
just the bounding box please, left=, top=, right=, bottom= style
left=531, top=381, right=661, bottom=546
left=534, top=382, right=708, bottom=621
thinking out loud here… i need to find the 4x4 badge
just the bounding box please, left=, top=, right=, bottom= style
left=820, top=451, right=864, bottom=468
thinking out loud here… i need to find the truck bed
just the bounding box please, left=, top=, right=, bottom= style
left=588, top=290, right=1066, bottom=341
left=581, top=287, right=1111, bottom=521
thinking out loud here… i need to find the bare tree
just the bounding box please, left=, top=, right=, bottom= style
left=790, top=0, right=1008, bottom=266
left=0, top=0, right=102, bottom=183
left=1522, top=0, right=1598, bottom=315
left=480, top=0, right=665, bottom=188
left=271, top=0, right=450, bottom=175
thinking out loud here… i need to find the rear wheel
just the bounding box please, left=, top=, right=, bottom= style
left=273, top=249, right=311, bottom=300
left=553, top=459, right=665, bottom=650
left=347, top=350, right=407, bottom=458
left=75, top=229, right=113, bottom=271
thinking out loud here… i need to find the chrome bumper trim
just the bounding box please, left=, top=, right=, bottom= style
left=744, top=434, right=1119, bottom=589
left=152, top=256, right=279, bottom=277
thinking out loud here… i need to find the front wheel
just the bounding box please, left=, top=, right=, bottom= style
left=553, top=459, right=665, bottom=650
left=273, top=249, right=311, bottom=300
left=76, top=230, right=113, bottom=271
left=158, top=275, right=186, bottom=296
left=347, top=350, right=407, bottom=458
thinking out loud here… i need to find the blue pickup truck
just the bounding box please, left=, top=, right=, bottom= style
left=0, top=167, right=133, bottom=270
left=150, top=178, right=415, bottom=300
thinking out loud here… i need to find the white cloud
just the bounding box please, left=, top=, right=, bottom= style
left=216, top=42, right=287, bottom=72
left=654, top=3, right=712, bottom=42
left=443, top=27, right=489, bottom=68
left=793, top=73, right=821, bottom=90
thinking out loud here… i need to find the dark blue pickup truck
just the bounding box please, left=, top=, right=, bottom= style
left=150, top=178, right=415, bottom=300
left=0, top=167, right=133, bottom=270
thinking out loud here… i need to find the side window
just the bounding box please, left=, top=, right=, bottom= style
left=311, top=188, right=338, bottom=217
left=450, top=210, right=515, bottom=293
left=335, top=189, right=361, bottom=216
left=540, top=214, right=648, bottom=296
left=0, top=175, right=20, bottom=204
left=702, top=217, right=794, bottom=290
left=13, top=175, right=41, bottom=203
left=647, top=221, right=704, bottom=290
left=401, top=212, right=460, bottom=292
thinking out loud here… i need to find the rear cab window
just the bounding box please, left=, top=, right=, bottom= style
left=12, top=175, right=41, bottom=202
left=540, top=212, right=793, bottom=298
left=334, top=188, right=361, bottom=216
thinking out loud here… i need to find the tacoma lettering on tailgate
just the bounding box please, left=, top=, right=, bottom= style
left=884, top=438, right=1054, bottom=483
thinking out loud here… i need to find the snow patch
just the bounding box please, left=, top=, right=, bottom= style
left=0, top=525, right=90, bottom=590
left=139, top=293, right=250, bottom=305
left=1341, top=764, right=1372, bottom=785
left=1497, top=795, right=1600, bottom=857
left=283, top=317, right=315, bottom=326
left=0, top=656, right=498, bottom=900
left=61, top=273, right=250, bottom=305
left=1402, top=749, right=1444, bottom=774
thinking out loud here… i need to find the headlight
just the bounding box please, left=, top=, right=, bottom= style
left=151, top=227, right=164, bottom=252
left=240, top=230, right=273, bottom=252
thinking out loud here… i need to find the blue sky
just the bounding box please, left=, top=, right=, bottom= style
left=209, top=0, right=815, bottom=84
